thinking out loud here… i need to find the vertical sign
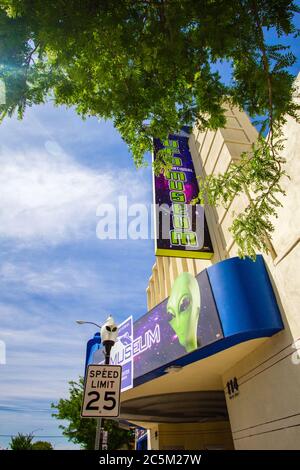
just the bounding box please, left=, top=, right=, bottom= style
left=109, top=316, right=133, bottom=392
left=153, top=133, right=213, bottom=259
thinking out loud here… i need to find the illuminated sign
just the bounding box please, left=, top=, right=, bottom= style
left=153, top=133, right=213, bottom=259
left=87, top=257, right=283, bottom=391
left=132, top=256, right=283, bottom=386
left=133, top=269, right=222, bottom=379
left=90, top=271, right=221, bottom=389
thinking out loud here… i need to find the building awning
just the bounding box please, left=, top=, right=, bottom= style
left=120, top=336, right=266, bottom=423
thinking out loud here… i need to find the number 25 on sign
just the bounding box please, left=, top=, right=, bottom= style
left=81, top=365, right=122, bottom=418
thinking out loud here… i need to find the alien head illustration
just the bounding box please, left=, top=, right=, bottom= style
left=167, top=272, right=201, bottom=353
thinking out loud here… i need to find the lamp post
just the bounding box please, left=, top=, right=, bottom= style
left=76, top=315, right=118, bottom=451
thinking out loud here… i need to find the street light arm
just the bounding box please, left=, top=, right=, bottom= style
left=76, top=320, right=102, bottom=329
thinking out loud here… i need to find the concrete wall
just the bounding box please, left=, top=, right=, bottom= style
left=220, top=76, right=300, bottom=449
left=145, top=74, right=300, bottom=449
left=154, top=422, right=233, bottom=450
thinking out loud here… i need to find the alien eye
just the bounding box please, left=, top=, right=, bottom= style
left=106, top=326, right=112, bottom=332
left=112, top=326, right=117, bottom=332
left=179, top=296, right=191, bottom=313
left=167, top=310, right=175, bottom=321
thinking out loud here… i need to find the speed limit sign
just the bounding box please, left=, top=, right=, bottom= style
left=81, top=364, right=122, bottom=418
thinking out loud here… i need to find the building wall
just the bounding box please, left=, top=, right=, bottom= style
left=220, top=77, right=300, bottom=449
left=146, top=74, right=300, bottom=449
left=156, top=422, right=233, bottom=450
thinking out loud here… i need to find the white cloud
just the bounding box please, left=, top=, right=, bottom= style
left=0, top=102, right=123, bottom=150
left=0, top=261, right=99, bottom=295
left=0, top=103, right=153, bottom=442
left=0, top=102, right=152, bottom=247
left=0, top=302, right=86, bottom=401
left=0, top=147, right=115, bottom=244
left=0, top=145, right=150, bottom=246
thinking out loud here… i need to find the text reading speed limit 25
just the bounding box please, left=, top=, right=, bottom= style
left=81, top=365, right=122, bottom=418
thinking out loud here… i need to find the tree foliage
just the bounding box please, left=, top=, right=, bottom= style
left=51, top=377, right=96, bottom=450
left=31, top=440, right=54, bottom=450
left=197, top=132, right=288, bottom=258
left=0, top=0, right=299, bottom=257
left=9, top=432, right=34, bottom=450
left=51, top=377, right=133, bottom=450
left=9, top=433, right=53, bottom=450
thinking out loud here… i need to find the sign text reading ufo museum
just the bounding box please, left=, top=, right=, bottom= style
left=153, top=133, right=213, bottom=259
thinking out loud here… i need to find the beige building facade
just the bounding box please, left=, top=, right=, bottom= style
left=121, top=75, right=300, bottom=450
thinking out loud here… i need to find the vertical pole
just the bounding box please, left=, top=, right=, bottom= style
left=95, top=344, right=111, bottom=451
left=105, top=351, right=110, bottom=366
left=94, top=418, right=102, bottom=450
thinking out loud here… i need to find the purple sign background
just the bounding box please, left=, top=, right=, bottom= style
left=133, top=270, right=223, bottom=380
left=110, top=316, right=133, bottom=392
left=88, top=269, right=222, bottom=390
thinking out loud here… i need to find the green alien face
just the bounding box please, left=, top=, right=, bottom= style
left=167, top=272, right=201, bottom=353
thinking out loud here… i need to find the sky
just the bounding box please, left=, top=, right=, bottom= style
left=0, top=12, right=299, bottom=450
left=0, top=104, right=155, bottom=449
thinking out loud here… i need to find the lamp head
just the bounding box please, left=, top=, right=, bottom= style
left=101, top=315, right=118, bottom=346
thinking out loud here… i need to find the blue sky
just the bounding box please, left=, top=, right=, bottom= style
left=0, top=13, right=299, bottom=449
left=0, top=104, right=155, bottom=449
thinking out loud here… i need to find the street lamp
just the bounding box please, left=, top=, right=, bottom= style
left=76, top=315, right=118, bottom=451
left=100, top=316, right=118, bottom=365
left=76, top=316, right=118, bottom=365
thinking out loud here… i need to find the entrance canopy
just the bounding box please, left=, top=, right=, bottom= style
left=121, top=391, right=228, bottom=423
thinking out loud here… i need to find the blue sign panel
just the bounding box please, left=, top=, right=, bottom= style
left=84, top=332, right=101, bottom=372
left=207, top=255, right=283, bottom=339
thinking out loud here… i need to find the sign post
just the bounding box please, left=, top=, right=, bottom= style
left=79, top=315, right=119, bottom=451
left=101, top=429, right=108, bottom=451
left=81, top=364, right=122, bottom=419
